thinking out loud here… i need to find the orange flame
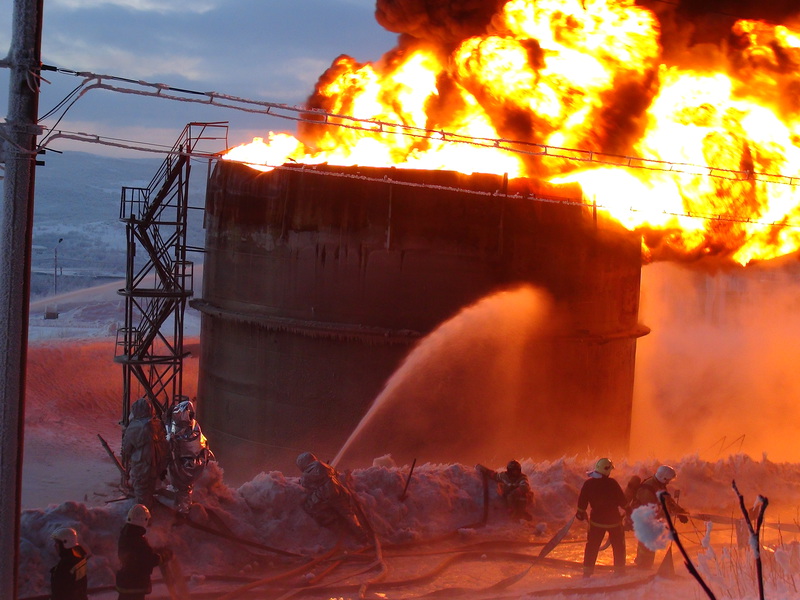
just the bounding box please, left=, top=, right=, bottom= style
left=224, top=0, right=800, bottom=265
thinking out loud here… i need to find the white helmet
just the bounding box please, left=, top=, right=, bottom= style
left=127, top=503, right=151, bottom=529
left=51, top=527, right=78, bottom=549
left=655, top=465, right=677, bottom=484
left=296, top=452, right=318, bottom=471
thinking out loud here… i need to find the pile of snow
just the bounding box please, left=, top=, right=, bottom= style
left=19, top=453, right=800, bottom=599
left=27, top=274, right=202, bottom=342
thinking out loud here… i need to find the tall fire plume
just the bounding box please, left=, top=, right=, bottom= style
left=224, top=0, right=800, bottom=265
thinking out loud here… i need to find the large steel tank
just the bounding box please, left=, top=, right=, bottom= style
left=193, top=161, right=647, bottom=480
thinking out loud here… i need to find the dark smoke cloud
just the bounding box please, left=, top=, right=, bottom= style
left=375, top=0, right=508, bottom=44
left=660, top=0, right=800, bottom=22
left=593, top=69, right=660, bottom=157
left=644, top=0, right=800, bottom=61
left=376, top=0, right=800, bottom=49
left=305, top=0, right=800, bottom=171
left=643, top=0, right=800, bottom=123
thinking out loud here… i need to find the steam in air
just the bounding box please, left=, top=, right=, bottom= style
left=333, top=286, right=555, bottom=468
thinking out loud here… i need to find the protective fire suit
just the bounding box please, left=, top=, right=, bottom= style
left=121, top=398, right=169, bottom=510
left=166, top=400, right=213, bottom=513
left=297, top=452, right=369, bottom=541
left=476, top=463, right=534, bottom=520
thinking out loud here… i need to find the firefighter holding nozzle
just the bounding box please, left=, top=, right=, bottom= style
left=296, top=452, right=370, bottom=543
left=630, top=464, right=689, bottom=569
left=166, top=397, right=214, bottom=514
left=576, top=458, right=627, bottom=578
left=115, top=504, right=171, bottom=600
left=476, top=459, right=534, bottom=521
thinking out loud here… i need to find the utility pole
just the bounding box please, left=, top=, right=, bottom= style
left=54, top=237, right=62, bottom=296
left=1, top=1, right=43, bottom=598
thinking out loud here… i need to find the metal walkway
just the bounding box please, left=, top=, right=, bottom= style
left=114, top=122, right=228, bottom=423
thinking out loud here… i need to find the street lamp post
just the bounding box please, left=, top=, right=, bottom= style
left=53, top=237, right=62, bottom=296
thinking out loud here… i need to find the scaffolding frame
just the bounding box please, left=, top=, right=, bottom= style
left=115, top=122, right=228, bottom=424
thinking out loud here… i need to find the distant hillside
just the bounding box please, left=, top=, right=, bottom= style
left=31, top=150, right=207, bottom=299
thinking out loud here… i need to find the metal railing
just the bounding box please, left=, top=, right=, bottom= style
left=115, top=122, right=227, bottom=423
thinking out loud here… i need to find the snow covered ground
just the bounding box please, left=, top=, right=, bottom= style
left=20, top=436, right=800, bottom=600
left=17, top=260, right=800, bottom=599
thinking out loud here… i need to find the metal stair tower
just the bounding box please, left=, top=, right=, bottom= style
left=115, top=122, right=227, bottom=424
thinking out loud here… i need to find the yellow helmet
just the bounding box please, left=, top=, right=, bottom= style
left=594, top=458, right=614, bottom=476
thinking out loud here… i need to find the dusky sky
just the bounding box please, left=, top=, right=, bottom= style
left=1, top=0, right=397, bottom=157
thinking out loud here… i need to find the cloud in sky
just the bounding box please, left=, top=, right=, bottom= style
left=49, top=0, right=381, bottom=12
left=51, top=0, right=220, bottom=15
left=47, top=36, right=207, bottom=80
left=1, top=0, right=397, bottom=157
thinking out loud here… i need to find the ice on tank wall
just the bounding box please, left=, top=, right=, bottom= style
left=192, top=161, right=646, bottom=480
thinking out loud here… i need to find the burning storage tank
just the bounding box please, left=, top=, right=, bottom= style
left=193, top=160, right=647, bottom=479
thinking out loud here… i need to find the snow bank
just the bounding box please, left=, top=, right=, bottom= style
left=19, top=453, right=800, bottom=599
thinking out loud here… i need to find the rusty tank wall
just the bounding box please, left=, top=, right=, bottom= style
left=193, top=161, right=646, bottom=480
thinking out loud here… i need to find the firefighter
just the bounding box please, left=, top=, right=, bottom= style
left=631, top=464, right=689, bottom=568
left=576, top=458, right=627, bottom=577
left=296, top=452, right=370, bottom=542
left=475, top=459, right=534, bottom=521
left=115, top=504, right=171, bottom=600
left=624, top=474, right=642, bottom=506
left=50, top=527, right=88, bottom=600
left=121, top=397, right=169, bottom=510
left=166, top=397, right=214, bottom=513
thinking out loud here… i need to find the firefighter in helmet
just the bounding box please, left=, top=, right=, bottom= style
left=115, top=504, right=171, bottom=600
left=121, top=398, right=169, bottom=510
left=630, top=464, right=689, bottom=568
left=296, top=452, right=370, bottom=542
left=166, top=397, right=214, bottom=513
left=576, top=457, right=627, bottom=577
left=475, top=459, right=534, bottom=521
left=50, top=527, right=89, bottom=600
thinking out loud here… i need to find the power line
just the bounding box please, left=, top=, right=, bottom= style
left=36, top=126, right=800, bottom=232
left=46, top=125, right=799, bottom=232
left=37, top=65, right=800, bottom=189
left=243, top=161, right=800, bottom=231
left=31, top=68, right=800, bottom=233
left=38, top=79, right=89, bottom=131
left=42, top=128, right=185, bottom=156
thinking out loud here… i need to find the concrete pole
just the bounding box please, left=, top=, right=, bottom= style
left=1, top=0, right=43, bottom=598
